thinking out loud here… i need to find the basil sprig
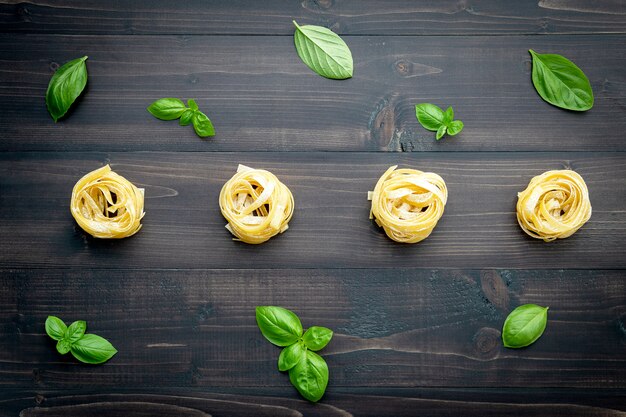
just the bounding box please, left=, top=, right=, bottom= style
left=256, top=306, right=333, bottom=402
left=45, top=56, right=88, bottom=122
left=147, top=98, right=215, bottom=138
left=415, top=103, right=464, bottom=140
left=529, top=50, right=593, bottom=111
left=502, top=304, right=549, bottom=348
left=293, top=20, right=353, bottom=80
left=45, top=316, right=117, bottom=364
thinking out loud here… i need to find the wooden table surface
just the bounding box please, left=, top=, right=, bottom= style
left=1, top=1, right=625, bottom=416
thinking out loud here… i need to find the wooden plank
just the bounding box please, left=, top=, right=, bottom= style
left=0, top=152, right=624, bottom=269
left=1, top=34, right=625, bottom=152
left=1, top=269, right=624, bottom=390
left=1, top=0, right=626, bottom=35
left=1, top=388, right=626, bottom=417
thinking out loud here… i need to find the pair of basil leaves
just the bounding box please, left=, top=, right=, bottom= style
left=147, top=98, right=215, bottom=138
left=256, top=306, right=333, bottom=402
left=45, top=316, right=117, bottom=364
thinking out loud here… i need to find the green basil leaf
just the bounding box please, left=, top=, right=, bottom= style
left=302, top=326, right=333, bottom=351
left=192, top=111, right=215, bottom=138
left=278, top=341, right=306, bottom=371
left=288, top=350, right=329, bottom=402
left=66, top=320, right=87, bottom=343
left=415, top=103, right=445, bottom=131
left=436, top=125, right=447, bottom=140
left=529, top=50, right=593, bottom=111
left=45, top=316, right=67, bottom=341
left=147, top=98, right=187, bottom=121
left=187, top=99, right=199, bottom=111
left=502, top=304, right=549, bottom=348
left=179, top=109, right=194, bottom=126
left=70, top=333, right=117, bottom=364
left=293, top=20, right=353, bottom=80
left=443, top=106, right=454, bottom=125
left=256, top=306, right=303, bottom=347
left=446, top=120, right=464, bottom=136
left=56, top=339, right=71, bottom=355
left=45, top=56, right=88, bottom=122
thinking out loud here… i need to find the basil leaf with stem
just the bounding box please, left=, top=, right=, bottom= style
left=502, top=304, right=549, bottom=348
left=288, top=350, right=329, bottom=402
left=179, top=109, right=194, bottom=126
left=70, top=333, right=118, bottom=364
left=446, top=120, right=464, bottom=136
left=65, top=320, right=87, bottom=343
left=436, top=125, right=447, bottom=140
left=147, top=98, right=187, bottom=120
left=415, top=103, right=445, bottom=131
left=256, top=306, right=303, bottom=346
left=56, top=339, right=71, bottom=355
left=302, top=326, right=333, bottom=351
left=529, top=50, right=593, bottom=111
left=278, top=341, right=306, bottom=371
left=45, top=56, right=88, bottom=122
left=45, top=316, right=67, bottom=341
left=192, top=111, right=215, bottom=138
left=293, top=20, right=353, bottom=80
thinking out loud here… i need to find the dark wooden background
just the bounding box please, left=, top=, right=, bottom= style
left=1, top=1, right=625, bottom=416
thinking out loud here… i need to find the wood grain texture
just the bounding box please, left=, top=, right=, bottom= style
left=1, top=269, right=625, bottom=389
left=1, top=152, right=624, bottom=269
left=2, top=388, right=626, bottom=417
left=1, top=0, right=626, bottom=35
left=1, top=35, right=625, bottom=152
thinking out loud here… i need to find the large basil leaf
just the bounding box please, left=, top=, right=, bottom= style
left=147, top=98, right=187, bottom=121
left=192, top=111, right=215, bottom=137
left=256, top=306, right=303, bottom=346
left=45, top=316, right=67, bottom=341
left=415, top=103, right=445, bottom=131
left=302, top=326, right=333, bottom=351
left=502, top=304, right=549, bottom=348
left=46, top=56, right=88, bottom=122
left=293, top=21, right=353, bottom=80
left=278, top=341, right=306, bottom=371
left=529, top=50, right=593, bottom=111
left=70, top=333, right=118, bottom=364
left=288, top=350, right=329, bottom=402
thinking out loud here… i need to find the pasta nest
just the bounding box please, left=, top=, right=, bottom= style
left=70, top=165, right=145, bottom=239
left=219, top=164, right=294, bottom=244
left=369, top=165, right=447, bottom=243
left=517, top=169, right=591, bottom=241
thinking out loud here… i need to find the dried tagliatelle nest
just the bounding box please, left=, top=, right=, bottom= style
left=517, top=170, right=591, bottom=241
left=70, top=165, right=145, bottom=239
left=219, top=164, right=294, bottom=244
left=368, top=165, right=447, bottom=243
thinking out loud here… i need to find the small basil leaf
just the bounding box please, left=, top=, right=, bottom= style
left=288, top=350, right=329, bottom=402
left=147, top=98, right=187, bottom=121
left=443, top=106, right=454, bottom=125
left=45, top=316, right=67, bottom=341
left=56, top=339, right=71, bottom=355
left=45, top=56, right=88, bottom=122
left=278, top=341, right=306, bottom=371
left=66, top=320, right=87, bottom=343
left=293, top=20, right=353, bottom=80
left=446, top=120, right=464, bottom=136
left=502, top=304, right=549, bottom=348
left=70, top=333, right=117, bottom=364
left=187, top=99, right=199, bottom=111
left=415, top=103, right=445, bottom=131
left=302, top=326, right=333, bottom=351
left=436, top=125, right=447, bottom=140
left=179, top=109, right=194, bottom=126
left=529, top=50, right=593, bottom=111
left=256, top=306, right=303, bottom=347
left=192, top=111, right=215, bottom=137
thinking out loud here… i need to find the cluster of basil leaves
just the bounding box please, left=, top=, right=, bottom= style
left=147, top=98, right=215, bottom=138
left=45, top=316, right=117, bottom=364
left=256, top=306, right=333, bottom=402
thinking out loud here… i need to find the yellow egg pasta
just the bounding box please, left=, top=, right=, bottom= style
left=70, top=165, right=145, bottom=239
left=219, top=164, right=294, bottom=244
left=368, top=165, right=447, bottom=243
left=516, top=170, right=591, bottom=242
